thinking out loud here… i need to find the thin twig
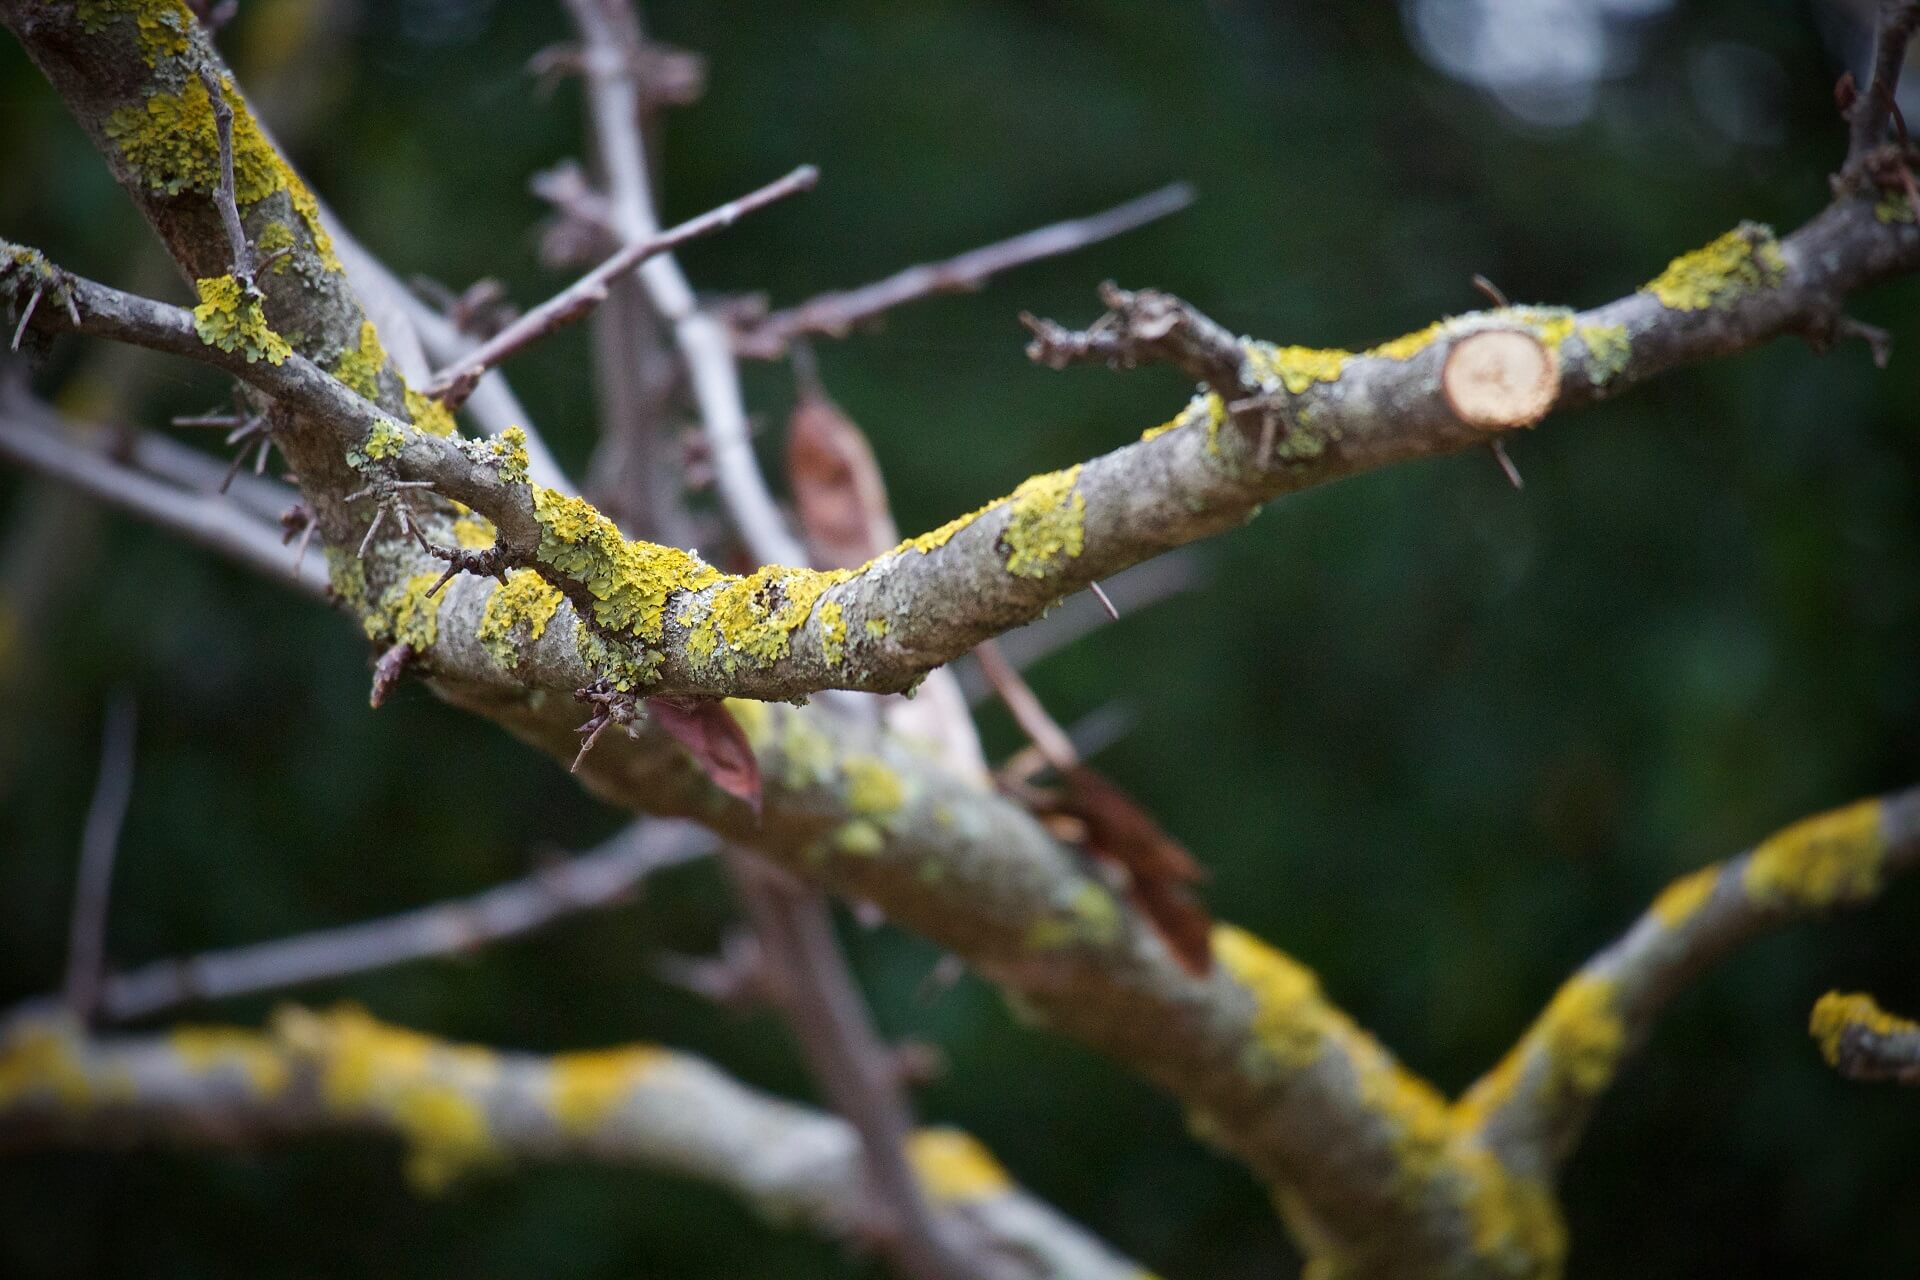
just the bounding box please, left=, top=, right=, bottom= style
left=14, top=822, right=712, bottom=1025
left=733, top=182, right=1197, bottom=358
left=61, top=691, right=137, bottom=1021
left=422, top=165, right=818, bottom=411
left=196, top=67, right=256, bottom=285
left=972, top=639, right=1077, bottom=774
left=1847, top=2, right=1920, bottom=170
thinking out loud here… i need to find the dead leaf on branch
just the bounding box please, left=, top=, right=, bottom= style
left=647, top=696, right=763, bottom=814
left=785, top=379, right=898, bottom=570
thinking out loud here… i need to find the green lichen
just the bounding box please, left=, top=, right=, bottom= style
left=325, top=548, right=369, bottom=612
left=102, top=73, right=339, bottom=272
left=1025, top=881, right=1122, bottom=952
left=818, top=598, right=847, bottom=666
left=573, top=625, right=661, bottom=693
left=190, top=274, right=290, bottom=365
left=1875, top=193, right=1917, bottom=225
left=364, top=572, right=445, bottom=650
left=404, top=387, right=459, bottom=438
left=1000, top=464, right=1085, bottom=578
left=477, top=571, right=564, bottom=669
left=1643, top=223, right=1786, bottom=312
left=331, top=320, right=386, bottom=399
left=833, top=819, right=886, bottom=856
left=1577, top=323, right=1632, bottom=385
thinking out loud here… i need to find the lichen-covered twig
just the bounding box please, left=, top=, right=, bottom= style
left=0, top=1008, right=1147, bottom=1280
left=421, top=164, right=818, bottom=411
left=1457, top=786, right=1920, bottom=1174
left=61, top=692, right=137, bottom=1020
left=732, top=183, right=1195, bottom=358
left=7, top=820, right=711, bottom=1026
left=1809, top=991, right=1920, bottom=1085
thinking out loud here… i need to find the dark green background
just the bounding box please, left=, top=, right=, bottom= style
left=1, top=1, right=1916, bottom=1276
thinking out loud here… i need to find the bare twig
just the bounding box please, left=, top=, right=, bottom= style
left=423, top=165, right=818, bottom=411
left=725, top=855, right=983, bottom=1280
left=13, top=822, right=712, bottom=1026
left=973, top=639, right=1077, bottom=774
left=197, top=67, right=257, bottom=285
left=61, top=691, right=137, bottom=1021
left=1845, top=2, right=1920, bottom=172
left=733, top=183, right=1196, bottom=359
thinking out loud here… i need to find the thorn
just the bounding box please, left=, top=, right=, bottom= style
left=571, top=714, right=612, bottom=772
left=1471, top=274, right=1510, bottom=308
left=292, top=521, right=316, bottom=577
left=1089, top=579, right=1119, bottom=621
left=1491, top=438, right=1525, bottom=490
left=1838, top=315, right=1894, bottom=368
left=10, top=285, right=41, bottom=351
left=356, top=504, right=388, bottom=558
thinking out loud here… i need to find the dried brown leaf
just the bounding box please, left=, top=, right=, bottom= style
left=648, top=697, right=762, bottom=813
left=786, top=386, right=898, bottom=570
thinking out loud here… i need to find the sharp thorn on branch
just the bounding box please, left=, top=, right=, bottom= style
left=1089, top=580, right=1119, bottom=621
left=1491, top=439, right=1525, bottom=490
left=1472, top=273, right=1511, bottom=307
left=10, top=286, right=41, bottom=352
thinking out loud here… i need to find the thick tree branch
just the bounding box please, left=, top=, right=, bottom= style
left=1456, top=786, right=1920, bottom=1173
left=0, top=1008, right=1146, bottom=1280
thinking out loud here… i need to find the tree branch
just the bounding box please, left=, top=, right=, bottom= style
left=1810, top=991, right=1920, bottom=1085
left=732, top=183, right=1195, bottom=359
left=1456, top=786, right=1920, bottom=1173
left=421, top=165, right=818, bottom=411
left=61, top=691, right=137, bottom=1020
left=0, top=1008, right=1147, bottom=1280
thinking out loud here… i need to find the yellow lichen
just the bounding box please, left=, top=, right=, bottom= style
left=1000, top=464, right=1085, bottom=578
left=477, top=571, right=564, bottom=669
left=865, top=618, right=889, bottom=639
left=169, top=1026, right=289, bottom=1097
left=75, top=0, right=193, bottom=65
left=1451, top=1142, right=1568, bottom=1276
left=1246, top=343, right=1352, bottom=393
left=779, top=710, right=836, bottom=791
left=908, top=1129, right=1011, bottom=1203
left=1577, top=323, right=1632, bottom=384
left=364, top=571, right=445, bottom=651
left=1650, top=865, right=1719, bottom=928
left=548, top=1045, right=667, bottom=1135
left=325, top=547, right=369, bottom=611
left=349, top=417, right=410, bottom=468
left=191, top=274, right=290, bottom=365
left=331, top=320, right=386, bottom=399
left=451, top=515, right=495, bottom=549
left=1214, top=924, right=1335, bottom=1073
left=0, top=1019, right=90, bottom=1110
left=1529, top=974, right=1624, bottom=1098
left=684, top=565, right=852, bottom=674
left=103, top=73, right=339, bottom=272
left=1365, top=321, right=1450, bottom=363
left=255, top=219, right=295, bottom=272
left=1742, top=798, right=1884, bottom=909
left=844, top=755, right=903, bottom=818
left=1809, top=991, right=1916, bottom=1066
left=833, top=819, right=885, bottom=856
left=404, top=386, right=458, bottom=438
left=532, top=485, right=721, bottom=645
left=818, top=598, right=847, bottom=666
left=1874, top=194, right=1916, bottom=225
left=1642, top=223, right=1786, bottom=312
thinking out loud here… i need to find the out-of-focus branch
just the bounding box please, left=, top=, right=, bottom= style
left=0, top=1009, right=1149, bottom=1280
left=1810, top=991, right=1920, bottom=1085
left=0, top=396, right=327, bottom=599
left=61, top=692, right=137, bottom=1020
left=1457, top=786, right=1920, bottom=1173
left=6, top=821, right=711, bottom=1026
left=422, top=165, right=817, bottom=411
left=1843, top=1, right=1920, bottom=173
left=560, top=0, right=810, bottom=569
left=731, top=183, right=1195, bottom=359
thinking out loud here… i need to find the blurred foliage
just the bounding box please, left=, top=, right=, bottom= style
left=1, top=1, right=1917, bottom=1277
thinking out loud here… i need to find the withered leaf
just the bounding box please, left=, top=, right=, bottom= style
left=648, top=697, right=763, bottom=814
left=786, top=385, right=899, bottom=570
left=1046, top=765, right=1214, bottom=976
